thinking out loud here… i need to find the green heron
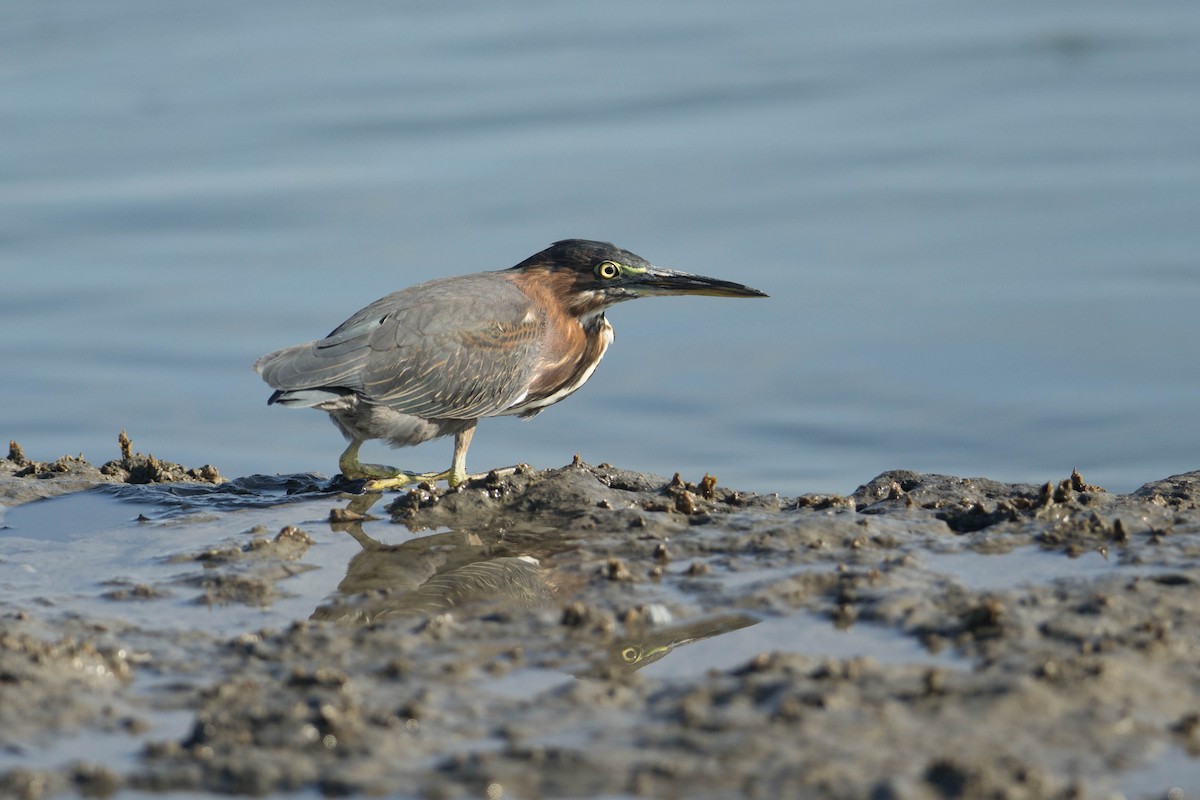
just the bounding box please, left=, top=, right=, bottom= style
left=255, top=239, right=766, bottom=490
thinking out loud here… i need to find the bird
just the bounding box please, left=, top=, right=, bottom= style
left=254, top=239, right=767, bottom=490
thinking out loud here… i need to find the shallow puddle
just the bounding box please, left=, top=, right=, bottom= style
left=638, top=612, right=961, bottom=680
left=0, top=486, right=1145, bottom=678
left=0, top=708, right=194, bottom=776
left=2, top=490, right=148, bottom=542
left=918, top=544, right=1174, bottom=592
left=1, top=487, right=344, bottom=638
left=0, top=483, right=959, bottom=683
left=1116, top=742, right=1200, bottom=799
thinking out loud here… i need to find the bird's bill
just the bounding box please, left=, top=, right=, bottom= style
left=633, top=266, right=768, bottom=299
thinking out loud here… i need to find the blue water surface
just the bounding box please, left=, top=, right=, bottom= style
left=2, top=0, right=1198, bottom=495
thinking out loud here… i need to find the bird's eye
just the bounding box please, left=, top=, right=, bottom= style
left=596, top=261, right=621, bottom=280
left=620, top=646, right=640, bottom=663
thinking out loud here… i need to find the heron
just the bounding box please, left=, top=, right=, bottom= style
left=254, top=239, right=766, bottom=490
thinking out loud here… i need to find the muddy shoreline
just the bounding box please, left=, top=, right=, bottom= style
left=2, top=441, right=1198, bottom=798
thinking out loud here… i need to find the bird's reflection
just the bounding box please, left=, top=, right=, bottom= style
left=311, top=492, right=571, bottom=625
left=312, top=493, right=760, bottom=675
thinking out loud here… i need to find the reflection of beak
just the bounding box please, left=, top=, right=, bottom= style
left=633, top=266, right=768, bottom=299
left=599, top=612, right=761, bottom=672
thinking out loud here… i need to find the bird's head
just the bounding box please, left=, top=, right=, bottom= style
left=509, top=239, right=768, bottom=318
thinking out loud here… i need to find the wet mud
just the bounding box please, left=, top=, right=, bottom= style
left=1, top=441, right=1198, bottom=798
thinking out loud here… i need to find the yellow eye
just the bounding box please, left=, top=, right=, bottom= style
left=620, top=646, right=640, bottom=663
left=597, top=261, right=621, bottom=280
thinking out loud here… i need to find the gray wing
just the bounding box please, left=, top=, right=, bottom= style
left=255, top=273, right=543, bottom=420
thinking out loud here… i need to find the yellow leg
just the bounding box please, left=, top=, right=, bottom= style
left=447, top=424, right=475, bottom=487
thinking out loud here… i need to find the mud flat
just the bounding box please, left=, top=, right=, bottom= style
left=1, top=441, right=1198, bottom=798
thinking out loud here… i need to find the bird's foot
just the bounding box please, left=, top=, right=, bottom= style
left=360, top=464, right=471, bottom=492
left=358, top=465, right=522, bottom=493
left=361, top=470, right=443, bottom=492
left=343, top=463, right=403, bottom=479
left=336, top=442, right=461, bottom=490
left=337, top=457, right=412, bottom=490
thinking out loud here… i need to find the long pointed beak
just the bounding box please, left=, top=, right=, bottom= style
left=633, top=266, right=768, bottom=298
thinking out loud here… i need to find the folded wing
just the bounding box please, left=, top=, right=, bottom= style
left=254, top=274, right=542, bottom=421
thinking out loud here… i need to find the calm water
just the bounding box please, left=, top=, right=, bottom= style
left=3, top=1, right=1199, bottom=496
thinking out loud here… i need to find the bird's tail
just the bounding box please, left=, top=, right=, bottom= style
left=254, top=342, right=362, bottom=409
left=267, top=388, right=355, bottom=408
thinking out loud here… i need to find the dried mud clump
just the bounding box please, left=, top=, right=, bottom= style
left=178, top=526, right=317, bottom=607
left=1, top=433, right=223, bottom=506
left=99, top=430, right=222, bottom=485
